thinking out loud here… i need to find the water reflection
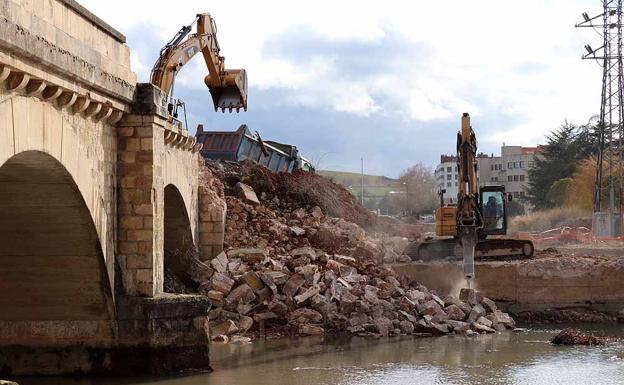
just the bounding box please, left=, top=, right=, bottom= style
left=19, top=325, right=624, bottom=385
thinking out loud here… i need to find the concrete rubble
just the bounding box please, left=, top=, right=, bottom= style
left=172, top=161, right=517, bottom=342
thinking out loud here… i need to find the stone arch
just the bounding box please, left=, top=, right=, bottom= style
left=0, top=94, right=117, bottom=297
left=0, top=151, right=114, bottom=322
left=164, top=184, right=195, bottom=291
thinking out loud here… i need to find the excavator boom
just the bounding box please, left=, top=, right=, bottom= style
left=150, top=13, right=247, bottom=113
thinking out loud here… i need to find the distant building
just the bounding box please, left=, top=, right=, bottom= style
left=435, top=145, right=542, bottom=210
left=434, top=155, right=459, bottom=204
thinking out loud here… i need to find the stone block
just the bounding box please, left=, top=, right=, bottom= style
left=282, top=274, right=306, bottom=297
left=235, top=182, right=260, bottom=205
left=459, top=288, right=478, bottom=306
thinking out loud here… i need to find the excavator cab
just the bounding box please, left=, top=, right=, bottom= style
left=478, top=185, right=508, bottom=236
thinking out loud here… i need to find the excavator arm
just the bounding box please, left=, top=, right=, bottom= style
left=456, top=113, right=479, bottom=287
left=150, top=13, right=247, bottom=113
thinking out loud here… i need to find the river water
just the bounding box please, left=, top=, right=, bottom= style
left=22, top=324, right=624, bottom=385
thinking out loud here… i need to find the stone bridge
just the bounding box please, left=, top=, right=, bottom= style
left=0, top=0, right=226, bottom=374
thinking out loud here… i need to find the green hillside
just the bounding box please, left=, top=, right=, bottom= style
left=318, top=170, right=403, bottom=213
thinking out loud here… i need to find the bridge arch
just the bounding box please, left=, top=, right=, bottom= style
left=0, top=151, right=114, bottom=325
left=164, top=183, right=196, bottom=291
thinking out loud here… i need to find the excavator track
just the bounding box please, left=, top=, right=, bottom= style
left=406, top=238, right=534, bottom=262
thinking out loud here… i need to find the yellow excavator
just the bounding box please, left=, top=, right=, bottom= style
left=410, top=113, right=534, bottom=287
left=150, top=13, right=247, bottom=117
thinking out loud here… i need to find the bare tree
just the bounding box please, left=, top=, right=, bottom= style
left=392, top=163, right=437, bottom=215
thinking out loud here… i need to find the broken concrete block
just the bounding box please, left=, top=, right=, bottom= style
left=256, top=287, right=272, bottom=301
left=227, top=248, right=267, bottom=263
left=253, top=312, right=278, bottom=322
left=467, top=304, right=486, bottom=323
left=472, top=322, right=496, bottom=333
left=268, top=300, right=289, bottom=317
left=444, top=304, right=466, bottom=321
left=282, top=274, right=306, bottom=297
left=236, top=315, right=254, bottom=332
left=235, top=182, right=260, bottom=205
left=432, top=310, right=448, bottom=324
left=211, top=319, right=238, bottom=336
left=288, top=256, right=311, bottom=270
left=459, top=302, right=473, bottom=316
left=430, top=294, right=445, bottom=308
left=373, top=316, right=393, bottom=337
left=417, top=300, right=443, bottom=316
left=211, top=272, right=235, bottom=294
left=207, top=290, right=225, bottom=307
left=210, top=251, right=228, bottom=273
left=298, top=324, right=325, bottom=335
left=476, top=316, right=493, bottom=328
left=406, top=289, right=426, bottom=303
left=290, top=226, right=306, bottom=236
left=243, top=271, right=264, bottom=291
left=399, top=320, right=415, bottom=334
left=447, top=320, right=471, bottom=333
left=264, top=271, right=289, bottom=285
left=334, top=255, right=357, bottom=265
left=349, top=312, right=368, bottom=327
left=459, top=288, right=478, bottom=306
left=188, top=258, right=214, bottom=284
left=294, top=286, right=320, bottom=305
left=481, top=297, right=498, bottom=313
left=492, top=310, right=515, bottom=328
left=226, top=284, right=256, bottom=307
left=288, top=308, right=323, bottom=324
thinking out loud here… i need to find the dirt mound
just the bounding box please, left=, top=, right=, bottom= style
left=206, top=160, right=376, bottom=228
left=550, top=328, right=607, bottom=345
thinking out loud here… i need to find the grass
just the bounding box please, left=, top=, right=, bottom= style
left=509, top=207, right=592, bottom=233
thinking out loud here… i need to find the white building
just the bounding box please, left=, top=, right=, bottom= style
left=434, top=155, right=459, bottom=204
left=435, top=145, right=541, bottom=209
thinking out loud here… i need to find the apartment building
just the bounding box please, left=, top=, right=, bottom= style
left=435, top=145, right=541, bottom=209
left=434, top=155, right=459, bottom=204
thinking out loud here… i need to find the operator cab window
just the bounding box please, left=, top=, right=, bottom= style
left=482, top=191, right=504, bottom=231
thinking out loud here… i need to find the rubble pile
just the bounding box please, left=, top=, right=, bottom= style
left=193, top=244, right=516, bottom=341
left=207, top=160, right=377, bottom=228
left=550, top=328, right=607, bottom=346
left=182, top=160, right=518, bottom=341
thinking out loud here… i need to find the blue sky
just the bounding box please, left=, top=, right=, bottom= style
left=83, top=0, right=599, bottom=177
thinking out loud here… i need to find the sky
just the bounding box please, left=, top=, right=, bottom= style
left=82, top=0, right=600, bottom=177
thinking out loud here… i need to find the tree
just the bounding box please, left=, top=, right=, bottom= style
left=393, top=163, right=437, bottom=215
left=527, top=121, right=597, bottom=209
left=547, top=178, right=573, bottom=207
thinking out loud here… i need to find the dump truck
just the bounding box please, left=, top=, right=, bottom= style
left=196, top=124, right=314, bottom=173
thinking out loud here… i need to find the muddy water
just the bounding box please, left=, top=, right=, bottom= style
left=22, top=324, right=624, bottom=385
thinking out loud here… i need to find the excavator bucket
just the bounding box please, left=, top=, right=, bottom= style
left=206, top=69, right=248, bottom=113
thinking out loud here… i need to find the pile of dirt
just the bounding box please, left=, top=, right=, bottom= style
left=207, top=160, right=377, bottom=229
left=550, top=328, right=607, bottom=345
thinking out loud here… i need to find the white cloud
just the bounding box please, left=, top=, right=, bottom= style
left=80, top=0, right=602, bottom=149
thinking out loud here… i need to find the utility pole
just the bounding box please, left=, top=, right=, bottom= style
left=577, top=1, right=624, bottom=237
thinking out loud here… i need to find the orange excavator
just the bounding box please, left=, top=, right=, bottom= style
left=409, top=113, right=534, bottom=287
left=150, top=13, right=247, bottom=117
